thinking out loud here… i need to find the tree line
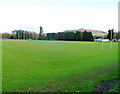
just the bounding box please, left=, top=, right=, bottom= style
left=1, top=29, right=120, bottom=41
left=2, top=30, right=38, bottom=40
left=1, top=30, right=94, bottom=41
left=46, top=31, right=94, bottom=41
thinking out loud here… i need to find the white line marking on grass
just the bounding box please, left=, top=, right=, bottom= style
left=18, top=52, right=42, bottom=63
left=40, top=41, right=94, bottom=44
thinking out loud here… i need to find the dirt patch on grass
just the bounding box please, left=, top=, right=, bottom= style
left=94, top=78, right=120, bottom=93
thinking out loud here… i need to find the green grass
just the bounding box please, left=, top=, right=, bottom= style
left=108, top=81, right=120, bottom=93
left=2, top=40, right=118, bottom=92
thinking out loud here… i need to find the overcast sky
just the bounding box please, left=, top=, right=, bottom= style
left=0, top=0, right=118, bottom=33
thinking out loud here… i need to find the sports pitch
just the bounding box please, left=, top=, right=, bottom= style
left=2, top=40, right=119, bottom=92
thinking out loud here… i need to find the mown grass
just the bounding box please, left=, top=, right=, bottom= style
left=2, top=40, right=118, bottom=92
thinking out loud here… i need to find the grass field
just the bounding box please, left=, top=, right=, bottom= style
left=2, top=40, right=119, bottom=92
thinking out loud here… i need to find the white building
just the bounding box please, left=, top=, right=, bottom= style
left=94, top=38, right=109, bottom=42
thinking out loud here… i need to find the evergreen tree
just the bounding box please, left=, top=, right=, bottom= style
left=83, top=30, right=94, bottom=41
left=38, top=26, right=43, bottom=40
left=107, top=29, right=114, bottom=41
left=75, top=31, right=82, bottom=41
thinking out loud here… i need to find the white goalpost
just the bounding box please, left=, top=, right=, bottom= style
left=102, top=36, right=104, bottom=50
